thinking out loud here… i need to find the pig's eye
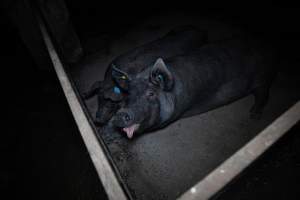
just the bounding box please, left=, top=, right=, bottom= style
left=151, top=71, right=164, bottom=86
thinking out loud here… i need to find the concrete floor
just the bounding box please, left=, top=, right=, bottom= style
left=70, top=15, right=300, bottom=199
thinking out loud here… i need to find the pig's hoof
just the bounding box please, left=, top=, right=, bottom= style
left=250, top=112, right=262, bottom=120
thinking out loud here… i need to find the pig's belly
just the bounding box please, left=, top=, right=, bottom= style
left=183, top=77, right=253, bottom=117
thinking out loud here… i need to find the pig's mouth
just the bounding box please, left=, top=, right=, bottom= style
left=122, top=124, right=140, bottom=139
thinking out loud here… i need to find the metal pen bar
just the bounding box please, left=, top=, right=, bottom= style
left=178, top=101, right=300, bottom=200
left=37, top=12, right=128, bottom=200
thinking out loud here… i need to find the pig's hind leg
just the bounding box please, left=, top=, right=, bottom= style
left=250, top=84, right=271, bottom=119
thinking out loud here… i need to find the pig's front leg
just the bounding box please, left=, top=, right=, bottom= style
left=82, top=81, right=103, bottom=99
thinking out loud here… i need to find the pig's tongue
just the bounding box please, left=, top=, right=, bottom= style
left=123, top=124, right=139, bottom=139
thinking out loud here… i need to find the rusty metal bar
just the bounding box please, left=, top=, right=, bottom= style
left=178, top=101, right=300, bottom=200
left=36, top=11, right=128, bottom=200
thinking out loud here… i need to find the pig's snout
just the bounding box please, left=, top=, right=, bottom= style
left=113, top=110, right=134, bottom=127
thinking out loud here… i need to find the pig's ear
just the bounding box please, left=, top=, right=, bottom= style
left=150, top=58, right=174, bottom=91
left=111, top=64, right=130, bottom=91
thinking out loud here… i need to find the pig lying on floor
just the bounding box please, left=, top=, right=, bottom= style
left=84, top=26, right=207, bottom=125
left=111, top=38, right=276, bottom=139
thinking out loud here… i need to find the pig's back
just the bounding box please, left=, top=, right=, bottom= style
left=172, top=38, right=273, bottom=92
left=168, top=38, right=274, bottom=117
left=107, top=26, right=207, bottom=78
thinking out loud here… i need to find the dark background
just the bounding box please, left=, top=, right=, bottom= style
left=1, top=1, right=299, bottom=199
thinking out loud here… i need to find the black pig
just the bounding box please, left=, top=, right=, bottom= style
left=84, top=26, right=207, bottom=124
left=112, top=38, right=276, bottom=138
